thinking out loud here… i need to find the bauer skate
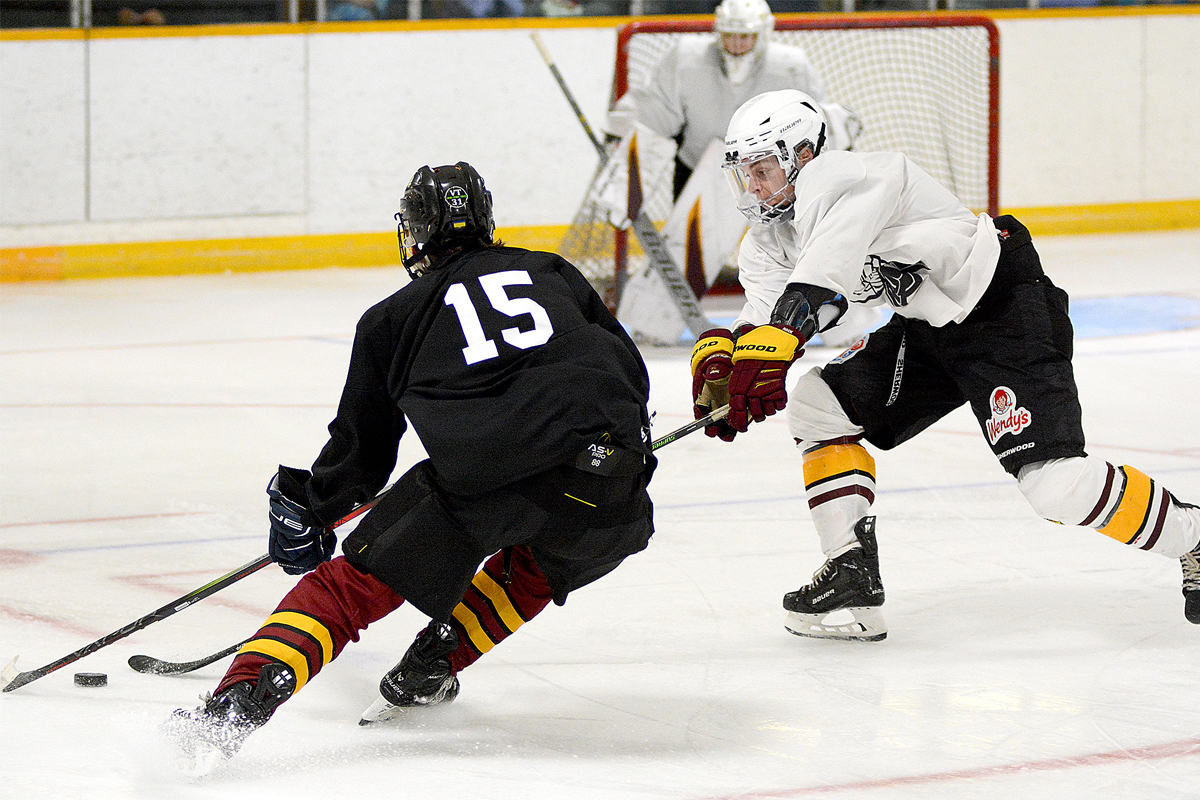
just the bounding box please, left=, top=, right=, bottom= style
left=162, top=662, right=296, bottom=777
left=1171, top=495, right=1200, bottom=624
left=359, top=622, right=460, bottom=726
left=1182, top=528, right=1200, bottom=625
left=783, top=516, right=886, bottom=642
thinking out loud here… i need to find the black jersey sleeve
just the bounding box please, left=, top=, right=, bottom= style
left=304, top=304, right=408, bottom=526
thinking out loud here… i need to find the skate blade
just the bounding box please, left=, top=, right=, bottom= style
left=358, top=695, right=404, bottom=726
left=785, top=607, right=887, bottom=642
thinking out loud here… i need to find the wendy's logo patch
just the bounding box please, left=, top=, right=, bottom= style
left=986, top=386, right=1031, bottom=444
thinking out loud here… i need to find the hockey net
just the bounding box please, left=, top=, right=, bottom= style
left=559, top=14, right=999, bottom=304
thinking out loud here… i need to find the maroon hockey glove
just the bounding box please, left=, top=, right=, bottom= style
left=690, top=328, right=737, bottom=442
left=727, top=324, right=805, bottom=433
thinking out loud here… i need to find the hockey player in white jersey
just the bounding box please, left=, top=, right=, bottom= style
left=690, top=88, right=1200, bottom=641
left=603, top=0, right=874, bottom=342
left=604, top=0, right=859, bottom=201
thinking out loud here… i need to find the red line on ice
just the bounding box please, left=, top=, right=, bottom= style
left=697, top=737, right=1200, bottom=798
left=0, top=603, right=101, bottom=638
left=0, top=511, right=208, bottom=529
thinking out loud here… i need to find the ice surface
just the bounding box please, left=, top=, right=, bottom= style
left=3, top=229, right=1200, bottom=799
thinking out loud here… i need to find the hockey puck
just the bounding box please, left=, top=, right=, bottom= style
left=74, top=672, right=107, bottom=687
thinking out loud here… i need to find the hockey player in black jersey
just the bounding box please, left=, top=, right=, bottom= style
left=164, top=162, right=656, bottom=774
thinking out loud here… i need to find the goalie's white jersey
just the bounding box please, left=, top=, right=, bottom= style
left=606, top=37, right=846, bottom=173
left=734, top=151, right=1001, bottom=332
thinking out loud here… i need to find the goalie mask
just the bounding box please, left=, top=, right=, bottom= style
left=397, top=162, right=495, bottom=280
left=713, top=0, right=773, bottom=85
left=723, top=89, right=827, bottom=224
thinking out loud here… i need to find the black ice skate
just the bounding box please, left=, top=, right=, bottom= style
left=162, top=662, right=296, bottom=777
left=1170, top=495, right=1200, bottom=624
left=359, top=622, right=460, bottom=725
left=782, top=516, right=886, bottom=642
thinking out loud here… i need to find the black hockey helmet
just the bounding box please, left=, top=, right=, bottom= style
left=396, top=162, right=495, bottom=279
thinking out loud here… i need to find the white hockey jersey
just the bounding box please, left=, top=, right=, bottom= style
left=605, top=38, right=845, bottom=172
left=733, top=151, right=1001, bottom=331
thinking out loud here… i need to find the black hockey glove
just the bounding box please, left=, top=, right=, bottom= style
left=267, top=466, right=334, bottom=576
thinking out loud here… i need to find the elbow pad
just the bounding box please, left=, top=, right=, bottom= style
left=770, top=283, right=848, bottom=340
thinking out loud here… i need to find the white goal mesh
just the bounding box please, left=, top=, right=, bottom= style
left=560, top=14, right=999, bottom=304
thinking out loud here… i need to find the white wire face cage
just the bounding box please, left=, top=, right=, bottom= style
left=722, top=151, right=796, bottom=224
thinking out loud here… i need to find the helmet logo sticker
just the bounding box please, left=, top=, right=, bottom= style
left=985, top=386, right=1032, bottom=445
left=445, top=186, right=468, bottom=209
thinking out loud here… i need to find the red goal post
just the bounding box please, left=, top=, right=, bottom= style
left=561, top=13, right=1000, bottom=304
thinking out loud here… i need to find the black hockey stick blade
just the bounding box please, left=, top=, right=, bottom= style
left=2, top=488, right=390, bottom=693
left=128, top=637, right=252, bottom=675
left=650, top=404, right=730, bottom=451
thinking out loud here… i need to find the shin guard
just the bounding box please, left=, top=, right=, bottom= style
left=217, top=557, right=404, bottom=695
left=802, top=438, right=877, bottom=555
left=447, top=545, right=553, bottom=674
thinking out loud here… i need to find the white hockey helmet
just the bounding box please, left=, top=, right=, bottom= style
left=723, top=89, right=827, bottom=224
left=713, top=0, right=773, bottom=85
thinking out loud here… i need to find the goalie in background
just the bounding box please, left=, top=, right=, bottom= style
left=691, top=89, right=1200, bottom=643
left=602, top=0, right=877, bottom=346
left=163, top=162, right=656, bottom=775
left=604, top=0, right=859, bottom=201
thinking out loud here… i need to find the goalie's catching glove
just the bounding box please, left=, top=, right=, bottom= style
left=727, top=324, right=806, bottom=432
left=690, top=328, right=738, bottom=442
left=267, top=466, right=335, bottom=575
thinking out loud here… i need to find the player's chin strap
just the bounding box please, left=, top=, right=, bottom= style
left=770, top=282, right=849, bottom=342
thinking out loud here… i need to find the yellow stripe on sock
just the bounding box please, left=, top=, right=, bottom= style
left=473, top=570, right=527, bottom=634
left=451, top=603, right=495, bottom=655
left=1099, top=466, right=1154, bottom=545
left=264, top=610, right=335, bottom=664
left=803, top=442, right=875, bottom=487
left=237, top=638, right=312, bottom=691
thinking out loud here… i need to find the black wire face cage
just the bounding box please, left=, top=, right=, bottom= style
left=396, top=212, right=428, bottom=280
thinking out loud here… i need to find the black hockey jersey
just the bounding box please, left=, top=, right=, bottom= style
left=302, top=245, right=653, bottom=524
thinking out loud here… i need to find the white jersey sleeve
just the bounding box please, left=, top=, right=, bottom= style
left=734, top=151, right=1001, bottom=329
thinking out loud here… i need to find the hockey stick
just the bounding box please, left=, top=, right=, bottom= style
left=650, top=403, right=729, bottom=451
left=121, top=405, right=731, bottom=678
left=529, top=33, right=710, bottom=340
left=127, top=637, right=251, bottom=676
left=530, top=32, right=605, bottom=155
left=0, top=489, right=388, bottom=693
